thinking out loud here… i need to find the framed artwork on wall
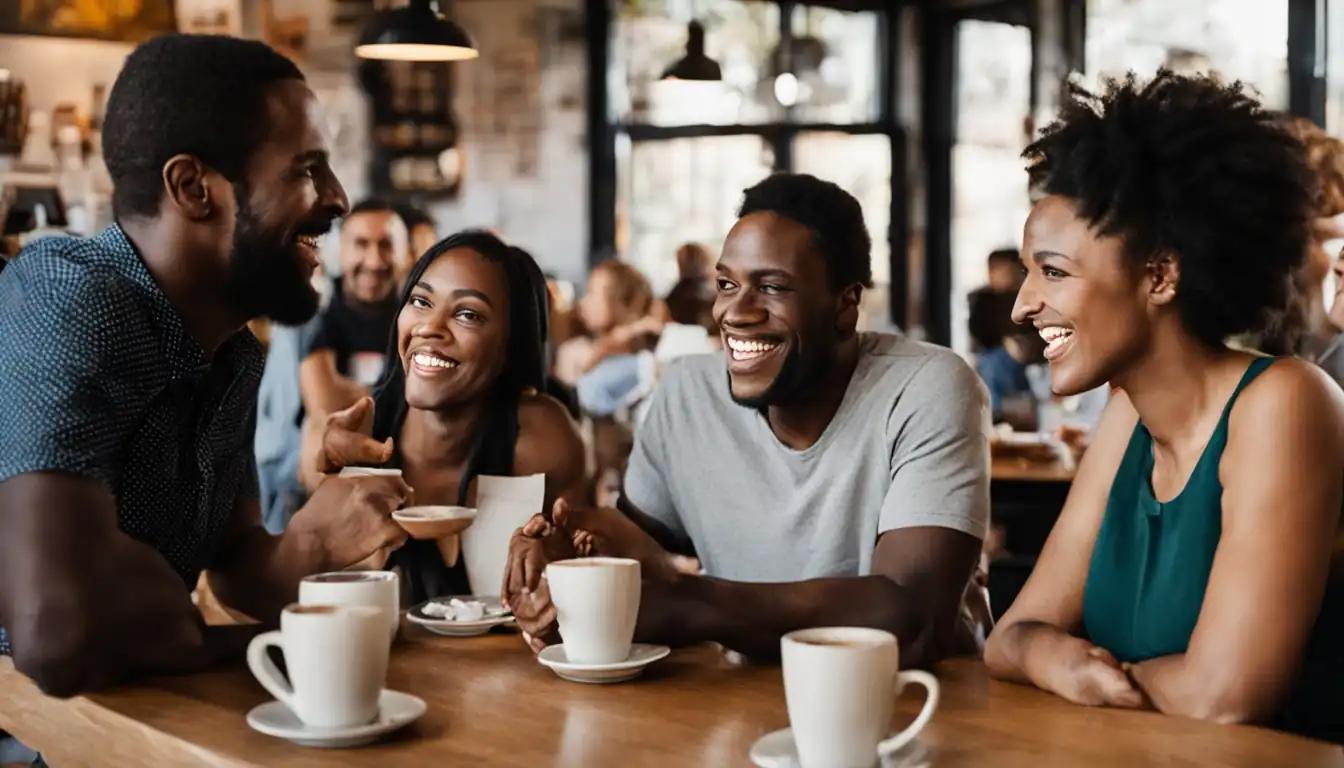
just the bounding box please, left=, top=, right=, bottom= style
left=2, top=0, right=177, bottom=43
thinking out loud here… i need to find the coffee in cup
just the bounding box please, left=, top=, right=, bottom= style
left=299, top=570, right=400, bottom=643
left=781, top=627, right=940, bottom=768
left=247, top=604, right=389, bottom=729
left=545, top=557, right=640, bottom=665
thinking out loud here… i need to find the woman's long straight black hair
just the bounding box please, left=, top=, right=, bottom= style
left=369, top=230, right=550, bottom=504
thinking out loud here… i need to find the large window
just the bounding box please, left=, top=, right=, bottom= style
left=1085, top=0, right=1289, bottom=109
left=604, top=1, right=902, bottom=329
left=618, top=135, right=774, bottom=294
left=950, top=20, right=1033, bottom=355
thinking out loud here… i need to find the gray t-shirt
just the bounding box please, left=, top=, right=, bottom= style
left=625, top=332, right=991, bottom=582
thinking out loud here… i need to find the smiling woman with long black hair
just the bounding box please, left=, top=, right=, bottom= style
left=332, top=230, right=588, bottom=604
left=983, top=71, right=1344, bottom=742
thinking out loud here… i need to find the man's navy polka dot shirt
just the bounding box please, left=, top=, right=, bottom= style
left=0, top=226, right=264, bottom=656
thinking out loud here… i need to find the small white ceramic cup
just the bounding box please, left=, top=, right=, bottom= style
left=545, top=557, right=641, bottom=665
left=299, top=570, right=401, bottom=643
left=781, top=626, right=940, bottom=768
left=247, top=604, right=389, bottom=729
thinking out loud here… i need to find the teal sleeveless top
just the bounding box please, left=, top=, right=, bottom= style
left=1082, top=357, right=1344, bottom=742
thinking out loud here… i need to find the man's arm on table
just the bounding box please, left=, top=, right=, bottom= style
left=626, top=496, right=982, bottom=666
left=0, top=473, right=264, bottom=697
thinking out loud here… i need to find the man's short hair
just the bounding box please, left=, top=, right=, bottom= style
left=738, top=173, right=872, bottom=290
left=344, top=198, right=400, bottom=225
left=103, top=34, right=304, bottom=219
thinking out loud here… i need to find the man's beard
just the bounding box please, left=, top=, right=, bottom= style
left=728, top=322, right=839, bottom=410
left=226, top=201, right=323, bottom=327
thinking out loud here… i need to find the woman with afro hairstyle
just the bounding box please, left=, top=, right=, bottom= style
left=984, top=71, right=1344, bottom=742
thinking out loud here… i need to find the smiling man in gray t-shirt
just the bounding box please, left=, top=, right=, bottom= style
left=507, top=173, right=989, bottom=665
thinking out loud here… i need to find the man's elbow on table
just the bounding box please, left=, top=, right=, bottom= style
left=10, top=613, right=109, bottom=698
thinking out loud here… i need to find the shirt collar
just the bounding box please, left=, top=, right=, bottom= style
left=96, top=224, right=211, bottom=378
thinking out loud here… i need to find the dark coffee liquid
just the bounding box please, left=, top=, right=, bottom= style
left=288, top=605, right=338, bottom=615
left=307, top=573, right=378, bottom=583
left=799, top=639, right=885, bottom=648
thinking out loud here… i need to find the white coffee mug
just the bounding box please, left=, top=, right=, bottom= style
left=299, top=570, right=401, bottom=643
left=545, top=557, right=641, bottom=665
left=247, top=604, right=389, bottom=729
left=781, top=627, right=940, bottom=768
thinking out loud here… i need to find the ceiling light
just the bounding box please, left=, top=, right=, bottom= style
left=355, top=0, right=478, bottom=62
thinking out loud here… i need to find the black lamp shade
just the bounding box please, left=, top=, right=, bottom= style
left=356, top=0, right=478, bottom=62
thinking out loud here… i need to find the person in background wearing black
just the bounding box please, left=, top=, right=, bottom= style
left=298, top=198, right=409, bottom=423
left=968, top=248, right=1024, bottom=352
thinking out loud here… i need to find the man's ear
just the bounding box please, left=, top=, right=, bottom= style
left=162, top=154, right=215, bottom=221
left=836, top=283, right=863, bottom=335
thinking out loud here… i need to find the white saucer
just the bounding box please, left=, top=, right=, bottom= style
left=749, top=728, right=932, bottom=768
left=537, top=643, right=671, bottom=683
left=246, top=690, right=427, bottom=748
left=407, top=595, right=515, bottom=637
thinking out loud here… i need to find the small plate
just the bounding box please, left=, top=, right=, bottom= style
left=749, top=728, right=932, bottom=768
left=537, top=643, right=671, bottom=684
left=407, top=595, right=514, bottom=637
left=392, top=506, right=476, bottom=540
left=246, top=689, right=426, bottom=748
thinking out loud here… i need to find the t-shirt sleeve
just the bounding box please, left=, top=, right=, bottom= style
left=0, top=259, right=150, bottom=488
left=300, top=311, right=334, bottom=357
left=879, top=351, right=992, bottom=540
left=621, top=363, right=687, bottom=541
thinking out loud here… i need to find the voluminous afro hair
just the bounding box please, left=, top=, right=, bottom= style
left=1024, top=70, right=1316, bottom=347
left=103, top=34, right=304, bottom=219
left=738, top=173, right=873, bottom=290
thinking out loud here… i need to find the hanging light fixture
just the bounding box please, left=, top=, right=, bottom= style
left=355, top=0, right=479, bottom=62
left=660, top=20, right=721, bottom=81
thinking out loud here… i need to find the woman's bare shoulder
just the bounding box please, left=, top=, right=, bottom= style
left=514, top=392, right=585, bottom=478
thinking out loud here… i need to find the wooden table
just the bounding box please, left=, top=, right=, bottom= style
left=3, top=631, right=1340, bottom=767
left=991, top=455, right=1075, bottom=483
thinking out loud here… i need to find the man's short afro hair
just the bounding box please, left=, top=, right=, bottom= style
left=737, top=173, right=873, bottom=290
left=103, top=34, right=304, bottom=219
left=1024, top=70, right=1316, bottom=347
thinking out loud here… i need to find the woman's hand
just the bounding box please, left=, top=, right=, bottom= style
left=1047, top=637, right=1147, bottom=709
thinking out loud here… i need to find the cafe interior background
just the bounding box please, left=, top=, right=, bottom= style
left=3, top=0, right=1344, bottom=600
left=1, top=0, right=1338, bottom=354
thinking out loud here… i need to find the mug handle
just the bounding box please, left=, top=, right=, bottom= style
left=246, top=631, right=296, bottom=712
left=877, top=670, right=940, bottom=757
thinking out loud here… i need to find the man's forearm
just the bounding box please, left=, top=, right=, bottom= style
left=207, top=525, right=331, bottom=623
left=649, top=574, right=939, bottom=665
left=616, top=497, right=695, bottom=558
